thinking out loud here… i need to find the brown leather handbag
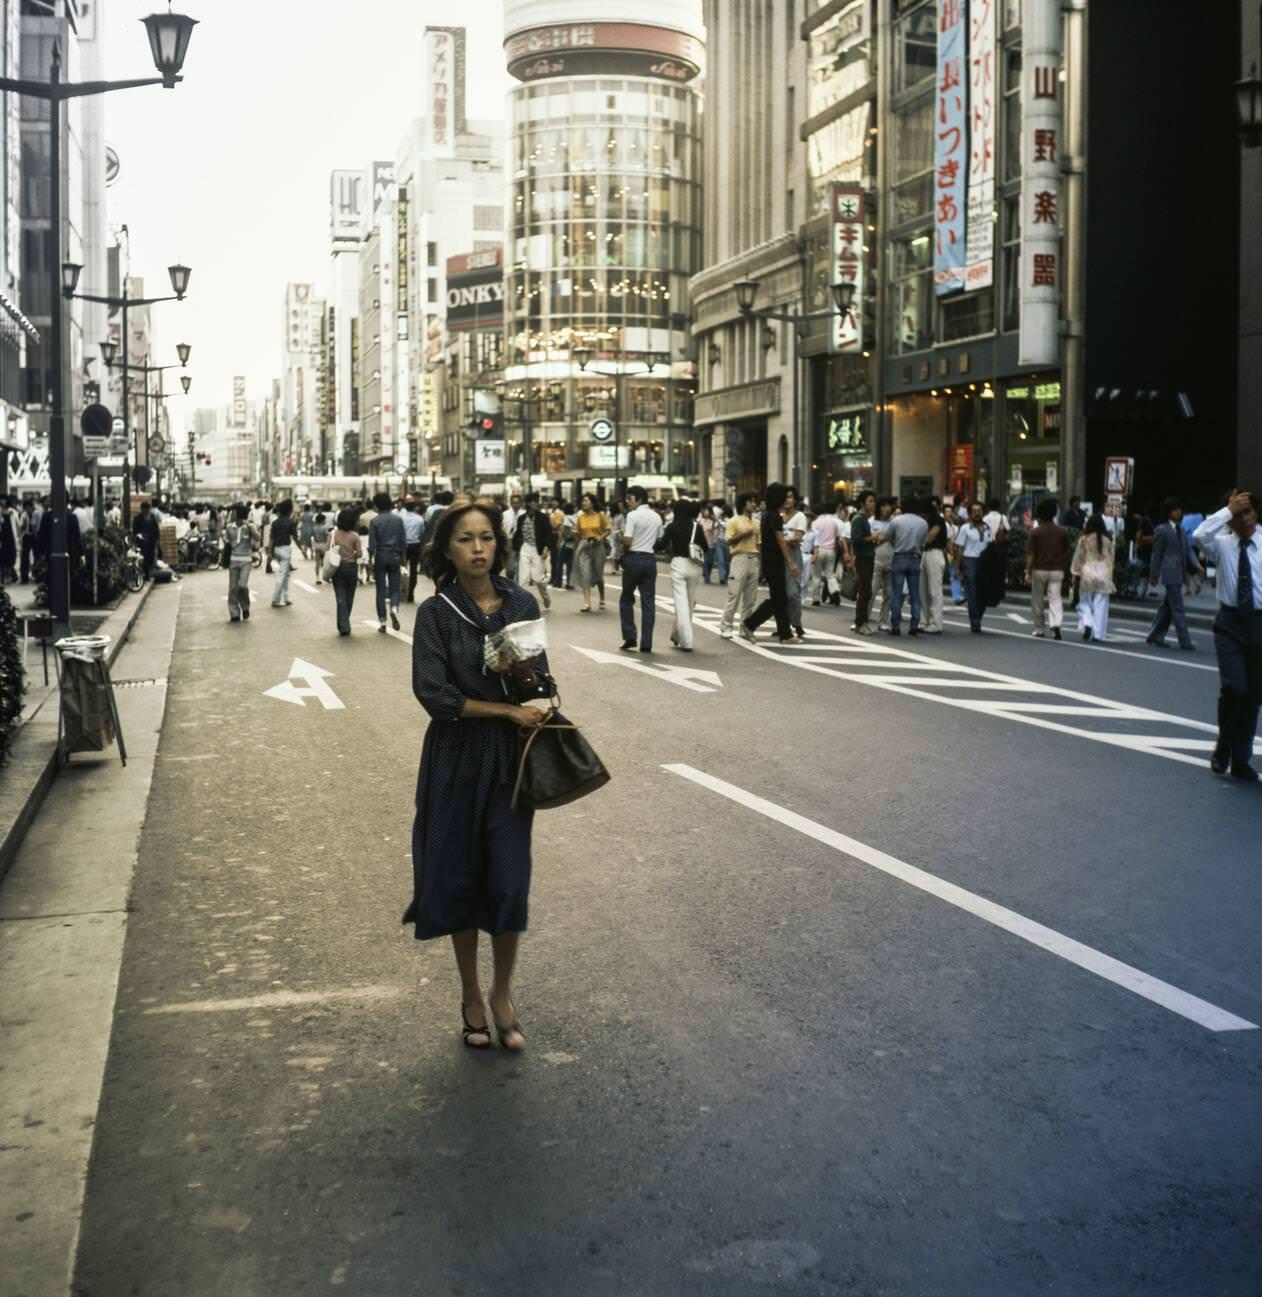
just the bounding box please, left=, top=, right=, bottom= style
left=510, top=682, right=610, bottom=812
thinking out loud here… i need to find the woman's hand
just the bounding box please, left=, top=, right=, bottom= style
left=504, top=704, right=547, bottom=729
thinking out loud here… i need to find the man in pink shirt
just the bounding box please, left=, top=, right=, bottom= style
left=809, top=509, right=842, bottom=605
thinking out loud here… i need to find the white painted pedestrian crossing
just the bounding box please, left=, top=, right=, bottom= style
left=677, top=598, right=1252, bottom=767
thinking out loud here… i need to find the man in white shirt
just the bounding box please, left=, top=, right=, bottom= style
left=73, top=498, right=95, bottom=542
left=618, top=485, right=663, bottom=652
left=954, top=502, right=994, bottom=633
left=1194, top=490, right=1262, bottom=779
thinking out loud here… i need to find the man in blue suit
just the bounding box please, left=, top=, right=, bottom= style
left=1146, top=496, right=1203, bottom=650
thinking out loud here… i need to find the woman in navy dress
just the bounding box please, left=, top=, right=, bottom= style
left=404, top=503, right=551, bottom=1053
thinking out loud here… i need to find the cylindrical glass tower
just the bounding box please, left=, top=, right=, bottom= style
left=502, top=1, right=704, bottom=496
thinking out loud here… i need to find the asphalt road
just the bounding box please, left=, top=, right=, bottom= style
left=69, top=567, right=1262, bottom=1297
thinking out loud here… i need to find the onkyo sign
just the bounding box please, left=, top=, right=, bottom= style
left=446, top=282, right=503, bottom=312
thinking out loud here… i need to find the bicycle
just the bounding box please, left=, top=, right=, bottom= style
left=122, top=546, right=146, bottom=593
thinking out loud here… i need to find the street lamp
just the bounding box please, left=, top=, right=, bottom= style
left=141, top=8, right=199, bottom=90
left=734, top=279, right=759, bottom=314
left=180, top=375, right=191, bottom=395
left=1, top=8, right=199, bottom=623
left=70, top=269, right=192, bottom=528
left=732, top=276, right=855, bottom=491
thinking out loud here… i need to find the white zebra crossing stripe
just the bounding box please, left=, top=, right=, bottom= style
left=675, top=599, right=1248, bottom=766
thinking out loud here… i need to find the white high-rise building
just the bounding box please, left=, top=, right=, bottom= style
left=328, top=170, right=364, bottom=475
left=281, top=282, right=326, bottom=475
left=352, top=27, right=505, bottom=478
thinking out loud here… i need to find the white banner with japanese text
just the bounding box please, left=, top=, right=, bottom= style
left=831, top=184, right=865, bottom=351
left=964, top=0, right=996, bottom=289
left=1018, top=0, right=1061, bottom=364
left=934, top=0, right=967, bottom=295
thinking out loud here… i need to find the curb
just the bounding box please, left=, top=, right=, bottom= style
left=0, top=582, right=155, bottom=886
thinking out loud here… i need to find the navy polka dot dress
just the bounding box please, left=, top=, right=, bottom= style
left=403, top=576, right=551, bottom=941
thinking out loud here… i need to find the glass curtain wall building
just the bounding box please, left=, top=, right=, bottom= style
left=502, top=3, right=704, bottom=497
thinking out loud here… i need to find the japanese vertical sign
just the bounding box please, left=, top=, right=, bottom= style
left=934, top=0, right=967, bottom=295
left=964, top=0, right=995, bottom=289
left=1019, top=0, right=1061, bottom=365
left=831, top=184, right=865, bottom=352
left=425, top=27, right=454, bottom=157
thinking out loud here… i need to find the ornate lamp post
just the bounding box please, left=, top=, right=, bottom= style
left=1, top=6, right=197, bottom=623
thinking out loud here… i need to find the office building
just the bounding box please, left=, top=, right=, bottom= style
left=501, top=0, right=704, bottom=497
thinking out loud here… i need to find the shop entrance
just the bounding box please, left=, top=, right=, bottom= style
left=724, top=421, right=768, bottom=498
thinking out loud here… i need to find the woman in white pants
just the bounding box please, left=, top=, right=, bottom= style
left=1071, top=513, right=1115, bottom=643
left=666, top=498, right=705, bottom=652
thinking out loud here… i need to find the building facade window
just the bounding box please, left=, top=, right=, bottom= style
left=890, top=230, right=932, bottom=354
left=893, top=3, right=937, bottom=94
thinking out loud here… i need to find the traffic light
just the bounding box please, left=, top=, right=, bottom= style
left=478, top=412, right=502, bottom=438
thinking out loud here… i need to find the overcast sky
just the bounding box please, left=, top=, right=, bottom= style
left=101, top=0, right=513, bottom=427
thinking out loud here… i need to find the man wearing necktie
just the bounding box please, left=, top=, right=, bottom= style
left=1194, top=490, right=1262, bottom=780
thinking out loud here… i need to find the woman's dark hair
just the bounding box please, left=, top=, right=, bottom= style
left=422, top=504, right=507, bottom=587
left=232, top=502, right=248, bottom=522
left=763, top=482, right=788, bottom=512
left=1084, top=510, right=1108, bottom=552
left=667, top=496, right=701, bottom=548
left=580, top=493, right=595, bottom=509
left=735, top=491, right=757, bottom=513
left=1036, top=498, right=1058, bottom=523
left=336, top=506, right=359, bottom=532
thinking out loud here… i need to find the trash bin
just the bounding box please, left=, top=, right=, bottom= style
left=54, top=634, right=121, bottom=758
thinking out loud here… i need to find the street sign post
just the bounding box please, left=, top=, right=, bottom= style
left=1104, top=456, right=1134, bottom=496
left=589, top=417, right=615, bottom=443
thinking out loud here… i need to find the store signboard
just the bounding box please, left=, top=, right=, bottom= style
left=831, top=184, right=864, bottom=352
left=1018, top=0, right=1062, bottom=364
left=475, top=439, right=505, bottom=475
left=330, top=170, right=365, bottom=243
left=934, top=0, right=968, bottom=295
left=965, top=0, right=996, bottom=289
left=588, top=444, right=631, bottom=469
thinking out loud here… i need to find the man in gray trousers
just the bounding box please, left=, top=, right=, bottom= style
left=1146, top=496, right=1202, bottom=651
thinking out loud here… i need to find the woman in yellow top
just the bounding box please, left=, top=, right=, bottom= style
left=573, top=492, right=611, bottom=612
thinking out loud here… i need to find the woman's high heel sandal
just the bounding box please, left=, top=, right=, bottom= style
left=493, top=1011, right=526, bottom=1053
left=461, top=1003, right=492, bottom=1049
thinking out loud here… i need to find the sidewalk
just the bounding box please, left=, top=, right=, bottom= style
left=0, top=580, right=178, bottom=1297
left=0, top=583, right=154, bottom=884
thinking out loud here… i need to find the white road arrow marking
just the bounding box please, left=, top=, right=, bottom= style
left=570, top=645, right=723, bottom=693
left=263, top=657, right=345, bottom=710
